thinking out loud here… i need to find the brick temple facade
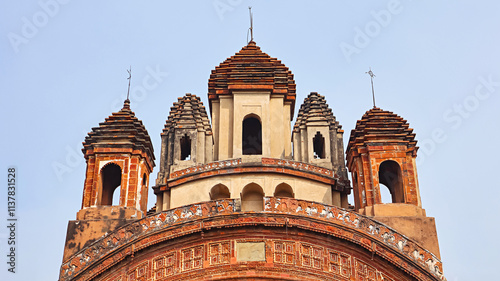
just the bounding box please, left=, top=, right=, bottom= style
left=59, top=41, right=446, bottom=280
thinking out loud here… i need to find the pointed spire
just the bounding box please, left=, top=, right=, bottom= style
left=247, top=7, right=254, bottom=43
left=366, top=67, right=376, bottom=108
left=126, top=66, right=132, bottom=100
left=121, top=66, right=132, bottom=111
left=122, top=98, right=131, bottom=111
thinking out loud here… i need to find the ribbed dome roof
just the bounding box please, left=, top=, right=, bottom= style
left=162, top=93, right=212, bottom=135
left=208, top=41, right=296, bottom=104
left=347, top=107, right=417, bottom=151
left=82, top=99, right=155, bottom=163
left=293, top=92, right=341, bottom=133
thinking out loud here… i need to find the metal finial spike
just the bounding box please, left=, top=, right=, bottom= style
left=248, top=7, right=253, bottom=43
left=126, top=66, right=132, bottom=101
left=365, top=67, right=376, bottom=108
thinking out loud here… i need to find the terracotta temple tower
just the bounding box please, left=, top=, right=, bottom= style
left=62, top=99, right=155, bottom=261
left=346, top=107, right=440, bottom=257
left=59, top=42, right=446, bottom=281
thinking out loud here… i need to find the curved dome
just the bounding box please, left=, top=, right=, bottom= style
left=162, top=93, right=211, bottom=135
left=347, top=107, right=417, bottom=152
left=82, top=99, right=155, bottom=164
left=293, top=92, right=342, bottom=133
left=208, top=41, right=296, bottom=105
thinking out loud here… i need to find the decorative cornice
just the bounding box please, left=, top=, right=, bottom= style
left=59, top=198, right=445, bottom=281
left=160, top=158, right=341, bottom=190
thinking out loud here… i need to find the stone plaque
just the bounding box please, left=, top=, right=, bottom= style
left=236, top=241, right=265, bottom=261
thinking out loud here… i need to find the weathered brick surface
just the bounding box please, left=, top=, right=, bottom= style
left=80, top=100, right=155, bottom=213
left=62, top=41, right=447, bottom=281
left=59, top=198, right=445, bottom=281
left=292, top=92, right=349, bottom=185
left=208, top=41, right=296, bottom=107
left=346, top=107, right=420, bottom=209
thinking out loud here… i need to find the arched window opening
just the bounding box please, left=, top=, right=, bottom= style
left=241, top=183, right=264, bottom=211
left=112, top=188, right=120, bottom=206
left=180, top=134, right=191, bottom=160
left=242, top=117, right=262, bottom=155
left=313, top=132, right=325, bottom=159
left=142, top=174, right=147, bottom=186
left=210, top=184, right=230, bottom=200
left=101, top=163, right=122, bottom=206
left=379, top=183, right=393, bottom=204
left=378, top=160, right=404, bottom=203
left=274, top=183, right=294, bottom=198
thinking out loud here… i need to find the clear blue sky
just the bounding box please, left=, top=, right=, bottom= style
left=1, top=1, right=499, bottom=280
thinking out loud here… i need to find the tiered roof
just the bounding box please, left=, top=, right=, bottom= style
left=208, top=41, right=296, bottom=107
left=162, top=93, right=212, bottom=135
left=82, top=99, right=155, bottom=163
left=347, top=107, right=417, bottom=151
left=293, top=92, right=342, bottom=133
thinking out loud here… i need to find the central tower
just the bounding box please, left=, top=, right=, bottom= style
left=152, top=41, right=349, bottom=211
left=208, top=41, right=296, bottom=160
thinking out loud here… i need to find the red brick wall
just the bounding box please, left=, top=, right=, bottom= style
left=61, top=199, right=444, bottom=281
left=92, top=228, right=413, bottom=281
left=350, top=144, right=420, bottom=210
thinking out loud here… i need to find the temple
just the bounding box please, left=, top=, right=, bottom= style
left=59, top=41, right=445, bottom=281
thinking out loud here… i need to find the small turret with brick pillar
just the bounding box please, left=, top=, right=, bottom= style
left=346, top=107, right=441, bottom=258
left=153, top=93, right=213, bottom=211
left=61, top=99, right=155, bottom=261
left=292, top=92, right=350, bottom=206
left=208, top=41, right=296, bottom=161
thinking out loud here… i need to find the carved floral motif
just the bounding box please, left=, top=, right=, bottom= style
left=60, top=198, right=445, bottom=281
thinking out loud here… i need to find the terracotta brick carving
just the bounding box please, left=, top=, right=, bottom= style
left=62, top=41, right=445, bottom=281
left=60, top=198, right=445, bottom=281
left=181, top=246, right=204, bottom=272
left=152, top=251, right=177, bottom=280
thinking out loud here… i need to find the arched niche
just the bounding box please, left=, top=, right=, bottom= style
left=210, top=184, right=230, bottom=200
left=378, top=160, right=404, bottom=203
left=100, top=163, right=122, bottom=206
left=241, top=183, right=264, bottom=211
left=274, top=183, right=294, bottom=198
